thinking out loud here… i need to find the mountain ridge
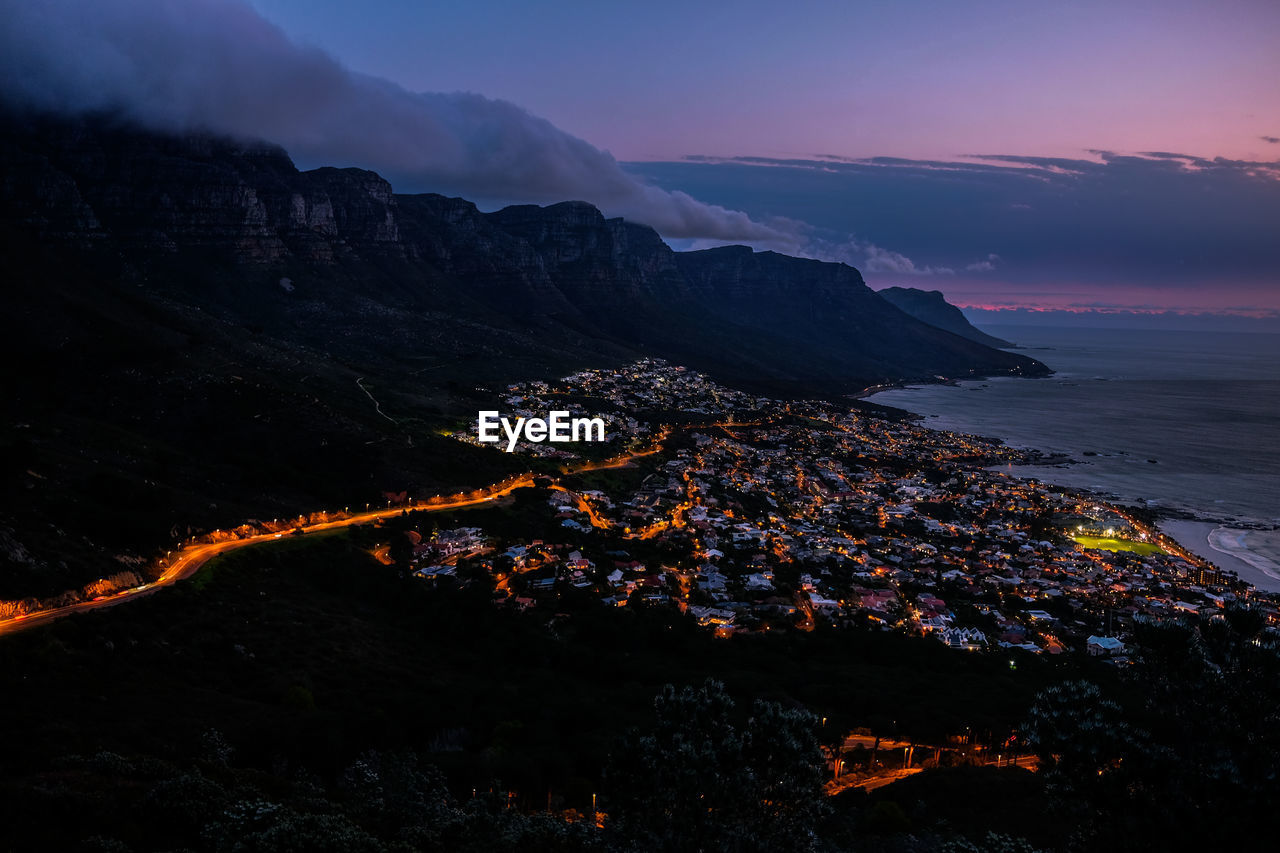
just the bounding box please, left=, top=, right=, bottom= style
left=1, top=110, right=1044, bottom=389
left=877, top=286, right=1015, bottom=348
left=0, top=110, right=1047, bottom=599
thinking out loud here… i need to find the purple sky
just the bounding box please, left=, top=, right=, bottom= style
left=247, top=0, right=1280, bottom=164
left=3, top=0, right=1277, bottom=321
left=245, top=0, right=1280, bottom=323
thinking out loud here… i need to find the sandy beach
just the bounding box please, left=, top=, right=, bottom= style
left=870, top=327, right=1280, bottom=597
left=1160, top=520, right=1280, bottom=593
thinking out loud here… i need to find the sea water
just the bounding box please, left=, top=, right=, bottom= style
left=868, top=326, right=1280, bottom=591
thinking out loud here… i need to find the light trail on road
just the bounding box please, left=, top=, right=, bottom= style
left=0, top=433, right=681, bottom=637
left=0, top=478, right=540, bottom=637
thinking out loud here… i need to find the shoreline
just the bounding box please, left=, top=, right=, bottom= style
left=1002, top=469, right=1280, bottom=595
left=1002, top=457, right=1280, bottom=596
left=850, top=363, right=1050, bottom=401
left=1158, top=521, right=1280, bottom=593
left=865, top=381, right=1280, bottom=597
left=1207, top=526, right=1280, bottom=591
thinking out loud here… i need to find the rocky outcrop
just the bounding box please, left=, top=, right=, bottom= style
left=0, top=110, right=1046, bottom=390
left=877, top=286, right=1014, bottom=348
left=0, top=111, right=1052, bottom=601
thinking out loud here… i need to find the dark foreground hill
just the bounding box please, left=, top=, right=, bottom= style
left=878, top=287, right=1015, bottom=348
left=0, top=111, right=1046, bottom=597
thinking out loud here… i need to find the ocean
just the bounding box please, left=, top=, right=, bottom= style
left=868, top=326, right=1280, bottom=591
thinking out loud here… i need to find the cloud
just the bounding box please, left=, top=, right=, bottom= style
left=0, top=0, right=791, bottom=244
left=1263, top=136, right=1280, bottom=144
left=958, top=305, right=1280, bottom=333
left=859, top=244, right=954, bottom=275
left=786, top=236, right=954, bottom=276
left=628, top=149, right=1280, bottom=308
left=965, top=253, right=1000, bottom=272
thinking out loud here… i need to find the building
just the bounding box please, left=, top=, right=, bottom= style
left=1086, top=635, right=1125, bottom=656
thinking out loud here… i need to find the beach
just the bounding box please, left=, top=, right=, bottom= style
left=869, top=326, right=1280, bottom=594
left=1157, top=521, right=1280, bottom=593
left=1207, top=526, right=1280, bottom=591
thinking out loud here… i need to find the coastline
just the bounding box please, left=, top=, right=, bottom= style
left=865, top=326, right=1280, bottom=598
left=995, top=451, right=1280, bottom=596
left=1207, top=526, right=1280, bottom=591
left=1158, top=521, right=1280, bottom=593
left=995, top=452, right=1280, bottom=594
left=864, top=386, right=1280, bottom=594
left=985, top=467, right=1280, bottom=596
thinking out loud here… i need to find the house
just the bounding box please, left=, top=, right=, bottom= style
left=1086, top=636, right=1126, bottom=656
left=941, top=627, right=986, bottom=651
left=697, top=570, right=728, bottom=592
left=809, top=593, right=842, bottom=613
left=689, top=606, right=736, bottom=627
left=414, top=565, right=455, bottom=579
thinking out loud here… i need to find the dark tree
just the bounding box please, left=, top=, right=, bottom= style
left=1024, top=606, right=1280, bottom=852
left=604, top=679, right=828, bottom=852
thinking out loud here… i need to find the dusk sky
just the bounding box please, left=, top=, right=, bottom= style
left=249, top=0, right=1280, bottom=165
left=4, top=0, right=1277, bottom=323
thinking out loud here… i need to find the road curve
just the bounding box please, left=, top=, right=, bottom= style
left=0, top=478, right=546, bottom=637
left=0, top=434, right=679, bottom=638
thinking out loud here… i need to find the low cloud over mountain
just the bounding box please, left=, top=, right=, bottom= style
left=0, top=0, right=793, bottom=245
left=633, top=151, right=1280, bottom=315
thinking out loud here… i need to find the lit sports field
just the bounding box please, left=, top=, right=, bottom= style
left=1073, top=535, right=1165, bottom=556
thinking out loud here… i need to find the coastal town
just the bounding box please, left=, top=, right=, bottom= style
left=8, top=357, right=1267, bottom=659
left=2, top=356, right=1274, bottom=841
left=420, top=360, right=1278, bottom=659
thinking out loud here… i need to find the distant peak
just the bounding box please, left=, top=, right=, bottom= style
left=877, top=286, right=1014, bottom=348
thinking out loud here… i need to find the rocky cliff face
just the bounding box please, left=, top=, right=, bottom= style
left=877, top=287, right=1014, bottom=349
left=0, top=110, right=1045, bottom=390
left=0, top=111, right=1048, bottom=600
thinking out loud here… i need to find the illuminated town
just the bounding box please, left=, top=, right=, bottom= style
left=424, top=360, right=1275, bottom=656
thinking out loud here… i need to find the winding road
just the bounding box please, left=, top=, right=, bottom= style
left=0, top=433, right=675, bottom=638
left=0, top=477, right=543, bottom=637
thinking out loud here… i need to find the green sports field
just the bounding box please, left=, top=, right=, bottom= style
left=1073, top=535, right=1165, bottom=555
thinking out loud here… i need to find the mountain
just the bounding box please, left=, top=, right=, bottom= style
left=0, top=111, right=1047, bottom=599
left=877, top=287, right=1015, bottom=348
left=0, top=111, right=1043, bottom=385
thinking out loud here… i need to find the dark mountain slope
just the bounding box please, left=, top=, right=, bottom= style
left=0, top=111, right=1046, bottom=598
left=877, top=286, right=1015, bottom=348
left=1, top=112, right=1043, bottom=387
left=675, top=249, right=1033, bottom=385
